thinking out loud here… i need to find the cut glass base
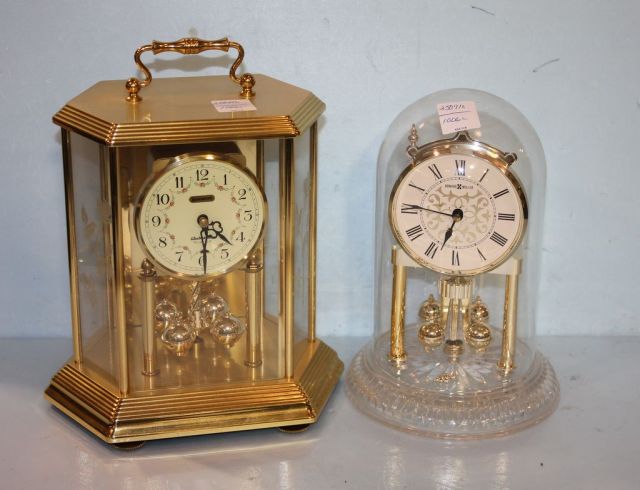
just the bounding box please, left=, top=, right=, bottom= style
left=346, top=329, right=559, bottom=439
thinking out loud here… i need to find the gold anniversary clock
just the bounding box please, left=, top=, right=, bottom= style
left=347, top=89, right=559, bottom=438
left=45, top=37, right=343, bottom=447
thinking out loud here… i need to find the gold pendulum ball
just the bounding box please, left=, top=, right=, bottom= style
left=211, top=314, right=246, bottom=348
left=466, top=322, right=492, bottom=350
left=419, top=294, right=441, bottom=322
left=469, top=296, right=490, bottom=324
left=418, top=322, right=444, bottom=348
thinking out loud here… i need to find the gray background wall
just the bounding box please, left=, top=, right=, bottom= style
left=1, top=0, right=638, bottom=337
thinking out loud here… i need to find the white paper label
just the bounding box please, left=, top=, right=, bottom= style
left=211, top=99, right=257, bottom=113
left=437, top=101, right=481, bottom=134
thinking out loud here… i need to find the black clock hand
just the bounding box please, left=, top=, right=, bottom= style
left=402, top=204, right=453, bottom=218
left=208, top=220, right=232, bottom=246
left=199, top=228, right=208, bottom=275
left=197, top=214, right=210, bottom=275
left=441, top=222, right=456, bottom=249
left=215, top=230, right=232, bottom=246
left=441, top=208, right=464, bottom=250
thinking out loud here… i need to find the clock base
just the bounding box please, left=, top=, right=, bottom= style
left=44, top=339, right=343, bottom=444
left=346, top=330, right=559, bottom=439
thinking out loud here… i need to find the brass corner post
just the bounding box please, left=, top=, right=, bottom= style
left=109, top=147, right=129, bottom=395
left=308, top=122, right=318, bottom=343
left=61, top=129, right=83, bottom=365
left=390, top=246, right=407, bottom=362
left=245, top=140, right=265, bottom=368
left=139, top=260, right=159, bottom=376
left=498, top=269, right=520, bottom=373
left=280, top=138, right=295, bottom=379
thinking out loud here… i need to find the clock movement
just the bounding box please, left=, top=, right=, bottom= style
left=45, top=37, right=343, bottom=446
left=347, top=89, right=559, bottom=438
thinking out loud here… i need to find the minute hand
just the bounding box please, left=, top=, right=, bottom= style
left=401, top=204, right=453, bottom=217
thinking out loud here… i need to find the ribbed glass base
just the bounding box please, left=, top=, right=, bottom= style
left=346, top=331, right=559, bottom=439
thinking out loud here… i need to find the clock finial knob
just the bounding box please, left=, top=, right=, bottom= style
left=126, top=78, right=142, bottom=103
left=407, top=124, right=419, bottom=161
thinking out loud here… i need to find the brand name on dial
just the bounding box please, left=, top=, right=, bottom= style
left=445, top=183, right=474, bottom=190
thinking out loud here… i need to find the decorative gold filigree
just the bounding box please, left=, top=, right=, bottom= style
left=424, top=186, right=493, bottom=245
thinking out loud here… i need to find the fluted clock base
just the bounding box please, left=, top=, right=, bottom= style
left=45, top=340, right=343, bottom=445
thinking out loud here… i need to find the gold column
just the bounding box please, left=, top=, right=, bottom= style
left=498, top=272, right=519, bottom=373
left=139, top=259, right=159, bottom=376
left=246, top=140, right=265, bottom=367
left=109, top=147, right=130, bottom=394
left=279, top=138, right=295, bottom=379
left=389, top=246, right=407, bottom=362
left=245, top=257, right=263, bottom=367
left=308, top=123, right=318, bottom=343
left=62, top=129, right=83, bottom=365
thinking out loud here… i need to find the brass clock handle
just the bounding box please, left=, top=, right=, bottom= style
left=125, top=37, right=255, bottom=102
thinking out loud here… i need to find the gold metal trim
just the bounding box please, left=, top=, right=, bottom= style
left=139, top=259, right=159, bottom=376
left=388, top=132, right=529, bottom=277
left=389, top=247, right=407, bottom=362
left=308, top=123, right=318, bottom=342
left=499, top=269, right=520, bottom=373
left=62, top=129, right=83, bottom=365
left=133, top=152, right=268, bottom=280
left=110, top=147, right=130, bottom=395
left=52, top=86, right=325, bottom=147
left=44, top=340, right=343, bottom=443
left=245, top=140, right=265, bottom=367
left=280, top=139, right=295, bottom=379
left=125, top=37, right=255, bottom=102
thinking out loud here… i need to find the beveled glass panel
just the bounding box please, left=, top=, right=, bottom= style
left=70, top=132, right=119, bottom=387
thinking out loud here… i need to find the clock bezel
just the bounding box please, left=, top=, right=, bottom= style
left=134, top=151, right=267, bottom=279
left=388, top=132, right=528, bottom=276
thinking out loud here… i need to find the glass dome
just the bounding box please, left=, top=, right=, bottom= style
left=347, top=89, right=559, bottom=438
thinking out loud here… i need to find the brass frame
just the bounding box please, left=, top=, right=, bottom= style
left=308, top=123, right=318, bottom=342
left=388, top=131, right=528, bottom=277
left=61, top=129, right=83, bottom=365
left=280, top=139, right=295, bottom=379
left=48, top=60, right=341, bottom=443
left=45, top=340, right=342, bottom=443
left=245, top=140, right=265, bottom=368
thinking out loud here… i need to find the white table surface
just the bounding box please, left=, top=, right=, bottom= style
left=1, top=336, right=638, bottom=489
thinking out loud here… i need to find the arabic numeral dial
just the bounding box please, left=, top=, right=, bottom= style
left=137, top=155, right=267, bottom=277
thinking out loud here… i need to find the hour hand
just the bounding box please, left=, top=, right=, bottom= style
left=441, top=225, right=454, bottom=249
left=441, top=209, right=463, bottom=249
left=209, top=220, right=232, bottom=245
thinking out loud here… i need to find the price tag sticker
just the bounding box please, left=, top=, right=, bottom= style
left=211, top=99, right=257, bottom=113
left=437, top=101, right=481, bottom=135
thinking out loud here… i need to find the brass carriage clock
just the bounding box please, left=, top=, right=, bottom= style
left=347, top=89, right=559, bottom=438
left=45, top=37, right=343, bottom=446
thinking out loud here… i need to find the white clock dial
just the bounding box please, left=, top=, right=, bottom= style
left=136, top=154, right=266, bottom=277
left=390, top=153, right=527, bottom=275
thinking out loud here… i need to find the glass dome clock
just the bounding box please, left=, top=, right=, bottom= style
left=347, top=89, right=559, bottom=438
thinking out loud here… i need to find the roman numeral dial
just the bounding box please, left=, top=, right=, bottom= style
left=390, top=150, right=527, bottom=275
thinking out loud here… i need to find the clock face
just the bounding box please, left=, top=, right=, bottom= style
left=390, top=152, right=527, bottom=275
left=136, top=154, right=266, bottom=278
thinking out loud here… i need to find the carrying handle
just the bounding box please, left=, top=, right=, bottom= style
left=125, top=37, right=255, bottom=102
